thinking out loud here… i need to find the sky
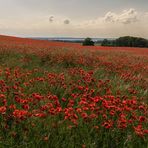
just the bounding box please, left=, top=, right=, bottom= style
left=0, top=0, right=148, bottom=38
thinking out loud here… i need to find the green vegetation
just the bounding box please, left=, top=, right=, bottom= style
left=101, top=36, right=148, bottom=47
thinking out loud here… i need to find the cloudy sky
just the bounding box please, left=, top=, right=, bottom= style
left=0, top=0, right=148, bottom=38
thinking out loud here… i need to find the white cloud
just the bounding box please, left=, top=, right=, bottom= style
left=76, top=8, right=139, bottom=29
left=104, top=12, right=117, bottom=23
left=104, top=8, right=138, bottom=24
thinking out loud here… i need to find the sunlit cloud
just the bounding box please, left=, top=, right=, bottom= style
left=104, top=9, right=138, bottom=24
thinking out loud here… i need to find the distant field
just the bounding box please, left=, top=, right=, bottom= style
left=0, top=35, right=147, bottom=148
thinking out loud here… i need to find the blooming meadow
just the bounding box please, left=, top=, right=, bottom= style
left=0, top=35, right=147, bottom=148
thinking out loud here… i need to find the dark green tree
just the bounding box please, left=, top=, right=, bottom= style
left=101, top=39, right=110, bottom=46
left=82, top=37, right=94, bottom=46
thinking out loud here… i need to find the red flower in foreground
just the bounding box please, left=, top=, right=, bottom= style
left=102, top=120, right=113, bottom=129
left=13, top=109, right=28, bottom=119
left=0, top=106, right=6, bottom=114
left=134, top=125, right=144, bottom=137
left=81, top=112, right=88, bottom=119
left=139, top=116, right=146, bottom=122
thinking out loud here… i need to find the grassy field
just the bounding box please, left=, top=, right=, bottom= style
left=0, top=35, right=148, bottom=148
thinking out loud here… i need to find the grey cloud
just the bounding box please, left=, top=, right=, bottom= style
left=64, top=19, right=70, bottom=24
left=104, top=8, right=138, bottom=24
left=49, top=16, right=54, bottom=22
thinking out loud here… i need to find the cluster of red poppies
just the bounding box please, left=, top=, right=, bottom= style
left=0, top=65, right=147, bottom=138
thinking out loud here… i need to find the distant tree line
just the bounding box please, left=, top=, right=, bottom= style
left=52, top=40, right=83, bottom=43
left=101, top=36, right=148, bottom=48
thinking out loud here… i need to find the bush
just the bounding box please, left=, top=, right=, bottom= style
left=82, top=37, right=94, bottom=46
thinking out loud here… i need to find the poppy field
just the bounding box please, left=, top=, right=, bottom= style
left=0, top=35, right=148, bottom=148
